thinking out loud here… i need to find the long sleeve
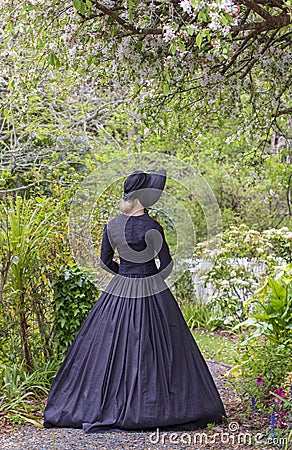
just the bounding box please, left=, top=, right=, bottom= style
left=155, top=224, right=173, bottom=279
left=99, top=224, right=119, bottom=275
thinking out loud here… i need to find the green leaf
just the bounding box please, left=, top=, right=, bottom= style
left=163, top=83, right=169, bottom=95
left=255, top=280, right=268, bottom=296
left=196, top=33, right=203, bottom=49
left=187, top=26, right=195, bottom=36
left=73, top=0, right=86, bottom=14
left=232, top=317, right=257, bottom=331
left=221, top=16, right=228, bottom=26
left=136, top=40, right=143, bottom=51
left=8, top=78, right=15, bottom=89
left=48, top=52, right=61, bottom=69
left=164, top=69, right=171, bottom=82
left=267, top=278, right=286, bottom=302
left=178, top=41, right=186, bottom=52
left=169, top=42, right=177, bottom=55
left=198, top=10, right=209, bottom=21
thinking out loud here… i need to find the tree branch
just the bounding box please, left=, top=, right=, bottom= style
left=274, top=108, right=292, bottom=116
left=221, top=31, right=257, bottom=74
left=0, top=180, right=60, bottom=193
left=90, top=0, right=137, bottom=32
left=287, top=173, right=292, bottom=216
left=238, top=0, right=274, bottom=21
left=231, top=12, right=290, bottom=32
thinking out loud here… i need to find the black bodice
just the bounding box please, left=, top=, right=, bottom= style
left=99, top=212, right=173, bottom=278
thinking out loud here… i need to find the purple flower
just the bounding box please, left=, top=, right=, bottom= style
left=255, top=375, right=265, bottom=386
left=273, top=388, right=286, bottom=404
left=251, top=397, right=256, bottom=411
left=270, top=411, right=277, bottom=438
left=276, top=417, right=287, bottom=428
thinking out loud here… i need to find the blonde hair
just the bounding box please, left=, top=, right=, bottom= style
left=120, top=198, right=144, bottom=215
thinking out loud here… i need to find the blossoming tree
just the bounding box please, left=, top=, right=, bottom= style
left=0, top=0, right=291, bottom=142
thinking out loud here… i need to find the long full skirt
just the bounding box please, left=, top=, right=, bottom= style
left=44, top=277, right=226, bottom=433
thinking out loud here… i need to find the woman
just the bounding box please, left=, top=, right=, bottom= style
left=44, top=169, right=226, bottom=433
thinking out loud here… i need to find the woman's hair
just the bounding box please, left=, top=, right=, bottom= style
left=120, top=197, right=144, bottom=215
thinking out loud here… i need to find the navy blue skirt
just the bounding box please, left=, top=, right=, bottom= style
left=43, top=276, right=226, bottom=433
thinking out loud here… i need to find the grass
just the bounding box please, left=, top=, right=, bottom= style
left=192, top=329, right=237, bottom=365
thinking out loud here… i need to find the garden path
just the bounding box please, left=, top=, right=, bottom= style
left=0, top=360, right=276, bottom=450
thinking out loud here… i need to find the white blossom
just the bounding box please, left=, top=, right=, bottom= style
left=163, top=25, right=176, bottom=42
left=222, top=25, right=231, bottom=36
left=208, top=20, right=221, bottom=31
left=179, top=0, right=192, bottom=15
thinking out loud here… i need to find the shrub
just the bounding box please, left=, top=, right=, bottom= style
left=181, top=300, right=221, bottom=331
left=193, top=225, right=292, bottom=327
left=0, top=360, right=59, bottom=425
left=226, top=264, right=292, bottom=444
left=229, top=264, right=292, bottom=404
left=173, top=268, right=195, bottom=304
left=52, top=264, right=100, bottom=357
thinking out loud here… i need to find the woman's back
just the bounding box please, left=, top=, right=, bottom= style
left=100, top=212, right=173, bottom=277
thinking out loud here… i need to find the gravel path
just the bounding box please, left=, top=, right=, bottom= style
left=0, top=360, right=276, bottom=450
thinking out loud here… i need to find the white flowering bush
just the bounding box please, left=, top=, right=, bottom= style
left=193, top=225, right=292, bottom=327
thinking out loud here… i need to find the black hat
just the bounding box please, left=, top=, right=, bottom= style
left=123, top=169, right=166, bottom=208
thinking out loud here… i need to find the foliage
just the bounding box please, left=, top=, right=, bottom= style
left=231, top=338, right=292, bottom=397
left=0, top=68, right=128, bottom=177
left=173, top=269, right=195, bottom=303
left=1, top=1, right=291, bottom=115
left=0, top=34, right=290, bottom=240
left=198, top=149, right=292, bottom=231
left=0, top=196, right=55, bottom=372
left=270, top=386, right=292, bottom=435
left=229, top=264, right=292, bottom=403
left=0, top=194, right=73, bottom=372
left=193, top=225, right=292, bottom=327
left=52, top=264, right=100, bottom=357
left=226, top=264, right=292, bottom=444
left=181, top=298, right=225, bottom=332
left=0, top=360, right=58, bottom=425
left=0, top=0, right=290, bottom=155
left=234, top=266, right=292, bottom=342
left=0, top=2, right=289, bottom=434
